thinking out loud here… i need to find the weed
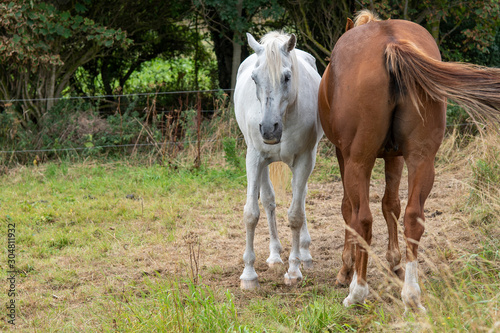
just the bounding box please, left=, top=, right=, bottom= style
left=183, top=232, right=201, bottom=284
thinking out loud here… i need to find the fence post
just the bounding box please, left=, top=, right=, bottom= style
left=194, top=91, right=202, bottom=168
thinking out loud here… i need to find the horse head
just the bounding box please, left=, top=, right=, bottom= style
left=246, top=32, right=298, bottom=145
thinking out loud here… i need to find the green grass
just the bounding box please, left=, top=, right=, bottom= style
left=101, top=278, right=362, bottom=332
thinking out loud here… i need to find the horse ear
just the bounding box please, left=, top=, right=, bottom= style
left=346, top=18, right=354, bottom=32
left=247, top=33, right=263, bottom=54
left=285, top=34, right=296, bottom=53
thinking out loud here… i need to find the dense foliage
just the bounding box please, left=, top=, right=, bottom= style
left=0, top=0, right=499, bottom=157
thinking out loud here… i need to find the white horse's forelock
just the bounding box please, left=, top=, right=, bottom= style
left=260, top=31, right=299, bottom=89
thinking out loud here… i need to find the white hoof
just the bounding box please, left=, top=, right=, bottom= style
left=403, top=304, right=427, bottom=315
left=402, top=283, right=426, bottom=313
left=401, top=261, right=426, bottom=313
left=266, top=256, right=284, bottom=268
left=284, top=271, right=302, bottom=286
left=240, top=278, right=259, bottom=290
left=301, top=260, right=313, bottom=270
left=343, top=272, right=369, bottom=307
left=343, top=295, right=355, bottom=307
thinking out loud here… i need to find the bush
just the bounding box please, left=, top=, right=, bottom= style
left=0, top=98, right=162, bottom=165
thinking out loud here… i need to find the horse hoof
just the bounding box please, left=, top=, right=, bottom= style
left=342, top=296, right=364, bottom=307
left=335, top=272, right=352, bottom=287
left=403, top=304, right=427, bottom=315
left=266, top=257, right=284, bottom=269
left=343, top=296, right=354, bottom=307
left=284, top=273, right=302, bottom=286
left=301, top=260, right=313, bottom=270
left=240, top=278, right=259, bottom=290
left=268, top=262, right=283, bottom=270
left=335, top=279, right=349, bottom=288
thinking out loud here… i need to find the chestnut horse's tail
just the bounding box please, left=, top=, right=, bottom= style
left=269, top=161, right=290, bottom=196
left=385, top=40, right=500, bottom=123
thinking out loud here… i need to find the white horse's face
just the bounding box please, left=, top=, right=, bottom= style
left=247, top=33, right=297, bottom=145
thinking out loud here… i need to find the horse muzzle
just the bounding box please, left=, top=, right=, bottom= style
left=259, top=122, right=282, bottom=145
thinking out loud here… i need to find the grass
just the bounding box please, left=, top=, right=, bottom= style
left=0, top=131, right=499, bottom=332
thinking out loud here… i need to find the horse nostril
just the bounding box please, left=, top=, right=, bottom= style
left=273, top=123, right=279, bottom=132
left=259, top=124, right=263, bottom=134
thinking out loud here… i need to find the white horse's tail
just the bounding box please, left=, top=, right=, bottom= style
left=269, top=162, right=291, bottom=196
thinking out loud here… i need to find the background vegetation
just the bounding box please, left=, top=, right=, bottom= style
left=1, top=0, right=499, bottom=163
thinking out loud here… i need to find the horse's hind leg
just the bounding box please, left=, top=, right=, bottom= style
left=341, top=154, right=376, bottom=307
left=240, top=149, right=264, bottom=289
left=284, top=152, right=315, bottom=285
left=399, top=100, right=445, bottom=311
left=382, top=156, right=404, bottom=280
left=401, top=154, right=436, bottom=312
left=335, top=147, right=355, bottom=286
left=260, top=166, right=283, bottom=267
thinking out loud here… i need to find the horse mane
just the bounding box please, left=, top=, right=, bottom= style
left=260, top=31, right=299, bottom=89
left=354, top=9, right=381, bottom=27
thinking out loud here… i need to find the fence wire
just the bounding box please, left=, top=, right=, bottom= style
left=0, top=89, right=233, bottom=104
left=0, top=88, right=482, bottom=156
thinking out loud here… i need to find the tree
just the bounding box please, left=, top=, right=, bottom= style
left=194, top=0, right=284, bottom=90
left=0, top=0, right=130, bottom=123
left=281, top=0, right=354, bottom=72
left=359, top=0, right=500, bottom=63
left=73, top=0, right=196, bottom=98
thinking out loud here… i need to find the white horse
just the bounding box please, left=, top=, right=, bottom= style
left=234, top=31, right=323, bottom=289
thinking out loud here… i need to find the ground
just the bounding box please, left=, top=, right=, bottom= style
left=3, top=143, right=496, bottom=331
left=162, top=158, right=480, bottom=301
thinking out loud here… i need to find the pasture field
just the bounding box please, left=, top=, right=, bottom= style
left=0, top=132, right=499, bottom=332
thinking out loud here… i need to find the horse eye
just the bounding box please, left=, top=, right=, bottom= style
left=251, top=73, right=257, bottom=83
left=284, top=73, right=291, bottom=83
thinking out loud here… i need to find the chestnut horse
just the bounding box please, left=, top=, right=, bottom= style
left=318, top=10, right=500, bottom=311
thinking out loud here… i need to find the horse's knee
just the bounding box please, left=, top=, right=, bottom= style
left=262, top=199, right=276, bottom=212
left=288, top=208, right=305, bottom=230
left=244, top=204, right=259, bottom=227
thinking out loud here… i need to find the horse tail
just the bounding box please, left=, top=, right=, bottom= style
left=385, top=40, right=500, bottom=123
left=354, top=10, right=381, bottom=27
left=269, top=162, right=290, bottom=196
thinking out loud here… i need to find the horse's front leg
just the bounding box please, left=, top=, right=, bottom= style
left=260, top=165, right=283, bottom=267
left=240, top=149, right=265, bottom=289
left=284, top=153, right=315, bottom=285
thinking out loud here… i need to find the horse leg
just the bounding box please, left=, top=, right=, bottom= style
left=240, top=149, right=264, bottom=289
left=284, top=153, right=315, bottom=285
left=260, top=166, right=283, bottom=267
left=382, top=156, right=404, bottom=280
left=401, top=155, right=435, bottom=311
left=335, top=147, right=355, bottom=286
left=342, top=156, right=376, bottom=307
